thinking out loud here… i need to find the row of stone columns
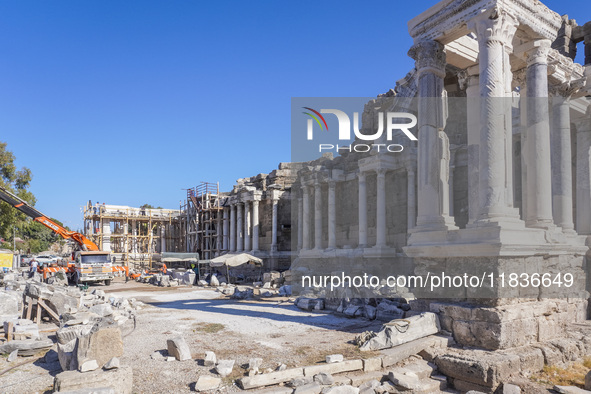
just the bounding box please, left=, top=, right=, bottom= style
left=298, top=167, right=417, bottom=251
left=226, top=196, right=279, bottom=253
left=409, top=7, right=582, bottom=237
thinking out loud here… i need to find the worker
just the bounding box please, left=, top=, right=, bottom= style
left=29, top=258, right=38, bottom=278
left=190, top=263, right=199, bottom=285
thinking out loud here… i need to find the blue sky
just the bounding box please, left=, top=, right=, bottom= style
left=0, top=1, right=589, bottom=230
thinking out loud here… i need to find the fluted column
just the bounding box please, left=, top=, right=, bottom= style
left=524, top=39, right=553, bottom=228
left=297, top=195, right=303, bottom=251
left=252, top=199, right=260, bottom=252
left=314, top=180, right=322, bottom=249
left=407, top=167, right=416, bottom=231
left=328, top=180, right=336, bottom=249
left=271, top=197, right=279, bottom=252
left=358, top=172, right=368, bottom=248
left=407, top=40, right=456, bottom=231
left=244, top=200, right=251, bottom=251
left=229, top=205, right=236, bottom=252
left=464, top=68, right=480, bottom=224
left=550, top=86, right=576, bottom=233
left=375, top=169, right=387, bottom=247
left=467, top=8, right=519, bottom=222
left=302, top=185, right=311, bottom=250
left=576, top=118, right=591, bottom=235
left=236, top=203, right=243, bottom=252
left=222, top=208, right=229, bottom=251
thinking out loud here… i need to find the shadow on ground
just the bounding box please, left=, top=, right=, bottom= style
left=144, top=298, right=379, bottom=334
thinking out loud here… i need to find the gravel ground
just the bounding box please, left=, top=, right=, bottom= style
left=0, top=278, right=382, bottom=393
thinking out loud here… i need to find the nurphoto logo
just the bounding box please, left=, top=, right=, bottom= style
left=303, top=107, right=418, bottom=153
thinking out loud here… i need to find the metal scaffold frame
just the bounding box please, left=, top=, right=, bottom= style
left=184, top=182, right=225, bottom=259
left=82, top=203, right=183, bottom=270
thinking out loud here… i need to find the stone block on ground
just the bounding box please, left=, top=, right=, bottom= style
left=380, top=335, right=451, bottom=368
left=249, top=357, right=263, bottom=374
left=313, top=372, right=334, bottom=385
left=320, top=385, right=360, bottom=394
left=0, top=338, right=53, bottom=356
left=53, top=366, right=133, bottom=394
left=503, top=383, right=521, bottom=393
left=553, top=386, right=591, bottom=394
left=204, top=351, right=216, bottom=367
left=360, top=312, right=440, bottom=351
left=362, top=357, right=382, bottom=372
left=7, top=349, right=18, bottom=362
left=304, top=359, right=363, bottom=377
left=294, top=382, right=322, bottom=394
left=238, top=368, right=305, bottom=390
left=586, top=371, right=591, bottom=391
left=76, top=325, right=124, bottom=370
left=215, top=359, right=235, bottom=377
left=79, top=359, right=99, bottom=372
left=166, top=337, right=191, bottom=361
left=104, top=357, right=119, bottom=370
left=326, top=354, right=343, bottom=363
left=195, top=375, right=221, bottom=391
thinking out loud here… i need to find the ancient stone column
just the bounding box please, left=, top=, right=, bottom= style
left=229, top=205, right=236, bottom=252
left=314, top=180, right=322, bottom=249
left=236, top=203, right=243, bottom=252
left=223, top=208, right=229, bottom=251
left=550, top=86, right=576, bottom=233
left=132, top=220, right=137, bottom=254
left=407, top=167, right=416, bottom=231
left=514, top=68, right=528, bottom=221
left=524, top=39, right=553, bottom=228
left=358, top=172, right=368, bottom=248
left=467, top=8, right=519, bottom=222
left=376, top=169, right=387, bottom=247
left=244, top=200, right=251, bottom=251
left=297, top=196, right=303, bottom=251
left=271, top=197, right=279, bottom=252
left=408, top=40, right=456, bottom=231
left=216, top=210, right=222, bottom=252
left=102, top=218, right=111, bottom=252
left=123, top=222, right=129, bottom=255
left=328, top=180, right=336, bottom=249
left=160, top=225, right=166, bottom=253
left=302, top=185, right=311, bottom=250
left=576, top=117, right=591, bottom=235
left=252, top=198, right=260, bottom=252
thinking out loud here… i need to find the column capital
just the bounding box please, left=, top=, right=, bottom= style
left=376, top=168, right=388, bottom=177
left=467, top=7, right=518, bottom=49
left=357, top=171, right=367, bottom=182
left=549, top=78, right=585, bottom=98
left=524, top=39, right=552, bottom=66
left=408, top=40, right=446, bottom=78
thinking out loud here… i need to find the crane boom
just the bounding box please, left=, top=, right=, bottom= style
left=0, top=185, right=98, bottom=251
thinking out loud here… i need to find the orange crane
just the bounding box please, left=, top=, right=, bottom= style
left=0, top=185, right=123, bottom=285
left=0, top=185, right=98, bottom=251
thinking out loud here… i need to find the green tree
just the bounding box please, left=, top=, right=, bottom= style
left=0, top=142, right=35, bottom=246
left=140, top=203, right=163, bottom=209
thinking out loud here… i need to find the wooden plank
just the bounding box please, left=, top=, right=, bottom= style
left=25, top=297, right=32, bottom=320
left=37, top=299, right=60, bottom=322
left=6, top=321, right=13, bottom=342
left=35, top=299, right=42, bottom=324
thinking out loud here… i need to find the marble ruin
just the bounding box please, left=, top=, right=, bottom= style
left=85, top=0, right=591, bottom=361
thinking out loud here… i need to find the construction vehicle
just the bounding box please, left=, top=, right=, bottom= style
left=0, top=185, right=116, bottom=285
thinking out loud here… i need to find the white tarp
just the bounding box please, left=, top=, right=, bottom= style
left=209, top=253, right=263, bottom=268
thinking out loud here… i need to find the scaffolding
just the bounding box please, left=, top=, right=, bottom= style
left=82, top=203, right=183, bottom=269
left=184, top=182, right=225, bottom=259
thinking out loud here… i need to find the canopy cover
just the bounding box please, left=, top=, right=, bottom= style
left=209, top=253, right=263, bottom=268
